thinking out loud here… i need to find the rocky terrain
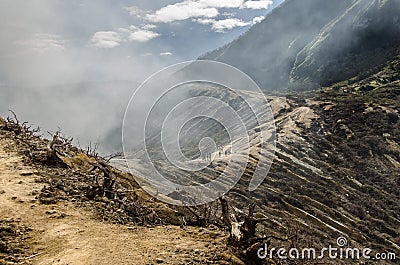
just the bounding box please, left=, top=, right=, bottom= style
left=0, top=117, right=239, bottom=265
left=1, top=64, right=398, bottom=264
left=193, top=5, right=400, bottom=261
left=1, top=0, right=399, bottom=263
left=115, top=54, right=400, bottom=264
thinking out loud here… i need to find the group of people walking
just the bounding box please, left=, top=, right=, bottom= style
left=201, top=146, right=231, bottom=161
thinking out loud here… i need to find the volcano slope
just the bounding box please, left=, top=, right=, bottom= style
left=117, top=57, right=400, bottom=263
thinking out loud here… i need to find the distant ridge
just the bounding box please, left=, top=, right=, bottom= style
left=202, top=0, right=400, bottom=91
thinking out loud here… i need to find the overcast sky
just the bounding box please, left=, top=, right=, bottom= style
left=0, top=0, right=283, bottom=153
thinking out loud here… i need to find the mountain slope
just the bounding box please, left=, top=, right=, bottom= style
left=290, top=0, right=400, bottom=89
left=116, top=69, right=399, bottom=263
left=202, top=0, right=400, bottom=91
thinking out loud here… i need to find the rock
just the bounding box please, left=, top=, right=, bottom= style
left=39, top=197, right=57, bottom=205
left=20, top=171, right=35, bottom=176
left=0, top=240, right=7, bottom=252
left=221, top=251, right=246, bottom=265
left=155, top=258, right=164, bottom=263
left=31, top=189, right=40, bottom=196
left=57, top=212, right=67, bottom=219
left=101, top=197, right=109, bottom=203
left=0, top=225, right=15, bottom=234
left=208, top=231, right=222, bottom=239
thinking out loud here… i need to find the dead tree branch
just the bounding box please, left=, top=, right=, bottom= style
left=89, top=160, right=116, bottom=199
left=219, top=197, right=287, bottom=247
left=46, top=130, right=72, bottom=165
left=4, top=110, right=41, bottom=140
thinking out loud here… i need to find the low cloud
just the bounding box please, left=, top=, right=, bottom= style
left=91, top=26, right=160, bottom=47
left=128, top=28, right=160, bottom=42
left=252, top=16, right=265, bottom=24
left=90, top=31, right=121, bottom=48
left=128, top=0, right=273, bottom=32
left=123, top=25, right=160, bottom=42
left=146, top=2, right=219, bottom=23
left=242, top=0, right=273, bottom=9
left=160, top=52, right=173, bottom=56
left=142, top=24, right=158, bottom=30
left=197, top=18, right=251, bottom=32
left=16, top=34, right=66, bottom=52
left=198, top=0, right=244, bottom=8
left=124, top=6, right=147, bottom=18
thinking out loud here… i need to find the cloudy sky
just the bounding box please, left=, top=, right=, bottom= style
left=0, top=0, right=283, bottom=152
left=0, top=0, right=284, bottom=85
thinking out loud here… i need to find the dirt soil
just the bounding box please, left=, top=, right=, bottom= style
left=0, top=134, right=231, bottom=265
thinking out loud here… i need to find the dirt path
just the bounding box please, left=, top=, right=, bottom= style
left=0, top=135, right=229, bottom=265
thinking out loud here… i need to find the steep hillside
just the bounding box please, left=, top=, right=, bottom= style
left=2, top=61, right=398, bottom=264
left=116, top=56, right=400, bottom=263
left=0, top=117, right=231, bottom=265
left=290, top=0, right=400, bottom=89
left=202, top=0, right=400, bottom=91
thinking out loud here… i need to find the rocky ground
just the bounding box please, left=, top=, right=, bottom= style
left=0, top=57, right=398, bottom=264
left=116, top=69, right=400, bottom=264
left=0, top=118, right=241, bottom=265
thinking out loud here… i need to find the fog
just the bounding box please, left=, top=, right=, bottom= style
left=0, top=0, right=282, bottom=154
left=8, top=0, right=395, bottom=154
left=0, top=0, right=173, bottom=154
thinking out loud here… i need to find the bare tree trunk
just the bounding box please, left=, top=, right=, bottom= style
left=46, top=132, right=71, bottom=166
left=46, top=134, right=59, bottom=163
left=219, top=197, right=259, bottom=245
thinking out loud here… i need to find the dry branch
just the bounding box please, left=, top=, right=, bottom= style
left=46, top=130, right=72, bottom=165
left=218, top=196, right=288, bottom=263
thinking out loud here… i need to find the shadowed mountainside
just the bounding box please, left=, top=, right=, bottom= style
left=201, top=0, right=400, bottom=91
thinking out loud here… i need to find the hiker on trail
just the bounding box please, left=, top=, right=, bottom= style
left=224, top=147, right=232, bottom=156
